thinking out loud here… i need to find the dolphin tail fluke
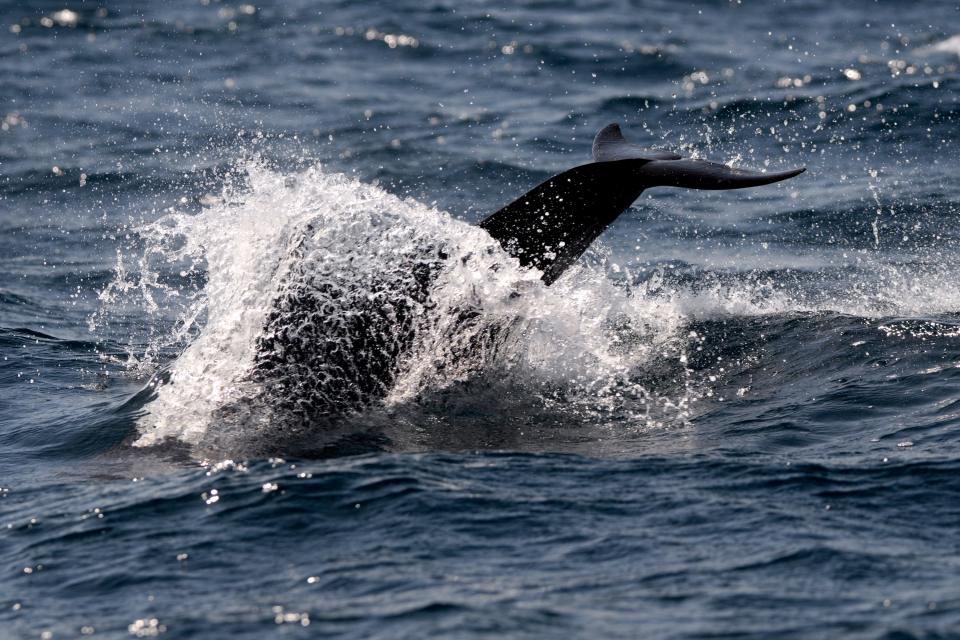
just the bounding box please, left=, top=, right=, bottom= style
left=479, top=123, right=805, bottom=285
left=479, top=161, right=647, bottom=285
left=635, top=159, right=805, bottom=190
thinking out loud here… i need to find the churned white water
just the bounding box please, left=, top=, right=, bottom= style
left=90, top=162, right=696, bottom=452
left=94, top=161, right=960, bottom=455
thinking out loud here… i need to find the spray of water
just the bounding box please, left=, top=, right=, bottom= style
left=93, top=160, right=960, bottom=457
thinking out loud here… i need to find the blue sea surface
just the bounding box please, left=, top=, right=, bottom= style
left=3, top=1, right=960, bottom=638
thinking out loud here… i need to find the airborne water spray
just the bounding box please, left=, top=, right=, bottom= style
left=89, top=154, right=960, bottom=458
left=87, top=161, right=696, bottom=456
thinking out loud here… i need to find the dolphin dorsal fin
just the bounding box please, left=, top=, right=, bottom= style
left=592, top=122, right=626, bottom=148
left=592, top=122, right=683, bottom=162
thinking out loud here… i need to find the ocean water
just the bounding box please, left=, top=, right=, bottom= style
left=3, top=0, right=960, bottom=637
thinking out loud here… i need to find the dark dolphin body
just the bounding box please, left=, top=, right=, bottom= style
left=239, top=123, right=805, bottom=452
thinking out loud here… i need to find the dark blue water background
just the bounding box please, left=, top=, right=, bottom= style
left=3, top=1, right=960, bottom=637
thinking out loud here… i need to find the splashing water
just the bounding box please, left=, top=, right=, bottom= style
left=95, top=160, right=960, bottom=457
left=89, top=162, right=687, bottom=456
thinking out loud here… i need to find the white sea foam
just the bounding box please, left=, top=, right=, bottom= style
left=97, top=161, right=960, bottom=454
left=105, top=162, right=695, bottom=451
